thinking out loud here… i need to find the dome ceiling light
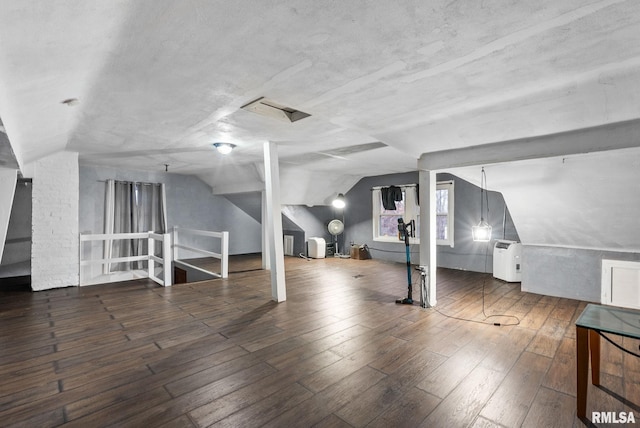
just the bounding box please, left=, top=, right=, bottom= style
left=213, top=142, right=236, bottom=154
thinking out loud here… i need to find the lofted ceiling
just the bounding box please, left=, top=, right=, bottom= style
left=450, top=146, right=640, bottom=252
left=0, top=0, right=639, bottom=210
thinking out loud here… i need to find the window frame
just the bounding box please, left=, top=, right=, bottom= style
left=371, top=181, right=454, bottom=247
left=436, top=181, right=454, bottom=247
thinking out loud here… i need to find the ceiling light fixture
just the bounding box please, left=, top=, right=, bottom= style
left=472, top=167, right=492, bottom=242
left=213, top=142, right=235, bottom=154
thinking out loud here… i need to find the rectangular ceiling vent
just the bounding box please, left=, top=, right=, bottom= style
left=241, top=97, right=311, bottom=123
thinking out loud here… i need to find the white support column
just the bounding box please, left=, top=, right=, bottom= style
left=31, top=151, right=79, bottom=290
left=419, top=169, right=437, bottom=307
left=163, top=233, right=172, bottom=286
left=261, top=190, right=270, bottom=270
left=172, top=227, right=179, bottom=262
left=221, top=231, right=229, bottom=279
left=263, top=142, right=286, bottom=302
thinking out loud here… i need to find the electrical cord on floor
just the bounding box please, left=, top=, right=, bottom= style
left=479, top=237, right=520, bottom=326
left=367, top=244, right=420, bottom=254
left=479, top=277, right=521, bottom=326
left=416, top=244, right=521, bottom=327
left=374, top=233, right=521, bottom=326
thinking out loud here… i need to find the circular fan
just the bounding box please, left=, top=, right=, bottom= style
left=327, top=219, right=344, bottom=236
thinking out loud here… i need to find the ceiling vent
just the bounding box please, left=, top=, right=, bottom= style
left=241, top=97, right=311, bottom=123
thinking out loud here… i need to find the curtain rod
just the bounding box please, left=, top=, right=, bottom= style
left=370, top=183, right=417, bottom=191
left=97, top=179, right=162, bottom=186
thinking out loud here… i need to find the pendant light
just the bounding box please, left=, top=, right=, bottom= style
left=472, top=167, right=492, bottom=242
left=332, top=193, right=346, bottom=209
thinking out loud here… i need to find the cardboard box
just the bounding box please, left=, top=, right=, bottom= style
left=350, top=244, right=371, bottom=260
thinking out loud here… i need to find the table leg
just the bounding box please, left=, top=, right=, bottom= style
left=577, top=326, right=589, bottom=419
left=589, top=329, right=600, bottom=386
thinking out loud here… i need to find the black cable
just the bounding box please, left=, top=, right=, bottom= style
left=416, top=240, right=520, bottom=327
left=480, top=168, right=485, bottom=223
left=479, top=237, right=520, bottom=326
left=482, top=167, right=490, bottom=225
left=480, top=276, right=520, bottom=326
left=425, top=281, right=520, bottom=327
left=598, top=331, right=640, bottom=359
left=368, top=245, right=420, bottom=254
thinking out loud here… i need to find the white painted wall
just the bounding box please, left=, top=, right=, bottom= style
left=0, top=168, right=17, bottom=264
left=449, top=146, right=640, bottom=302
left=31, top=152, right=79, bottom=290
left=450, top=147, right=640, bottom=252
left=0, top=179, right=31, bottom=278
left=522, top=246, right=640, bottom=302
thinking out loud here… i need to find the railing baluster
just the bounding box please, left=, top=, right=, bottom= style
left=79, top=228, right=227, bottom=287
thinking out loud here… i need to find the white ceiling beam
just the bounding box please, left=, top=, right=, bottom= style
left=419, top=118, right=640, bottom=171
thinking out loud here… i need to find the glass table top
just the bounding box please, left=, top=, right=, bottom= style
left=576, top=303, right=640, bottom=339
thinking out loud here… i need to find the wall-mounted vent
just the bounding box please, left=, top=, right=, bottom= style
left=241, top=97, right=311, bottom=123
left=602, top=259, right=640, bottom=309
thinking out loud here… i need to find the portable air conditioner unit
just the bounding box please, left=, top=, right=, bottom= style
left=493, top=240, right=522, bottom=282
left=307, top=237, right=326, bottom=259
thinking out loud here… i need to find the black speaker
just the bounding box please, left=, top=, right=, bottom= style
left=325, top=242, right=336, bottom=257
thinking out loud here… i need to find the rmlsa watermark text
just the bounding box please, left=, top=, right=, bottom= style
left=592, top=411, right=636, bottom=424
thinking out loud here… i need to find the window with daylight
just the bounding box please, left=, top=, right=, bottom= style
left=372, top=185, right=419, bottom=244
left=436, top=181, right=454, bottom=247
left=372, top=181, right=454, bottom=246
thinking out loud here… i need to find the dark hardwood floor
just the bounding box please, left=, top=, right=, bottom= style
left=1, top=255, right=639, bottom=427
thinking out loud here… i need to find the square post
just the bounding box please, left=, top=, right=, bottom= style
left=264, top=141, right=286, bottom=302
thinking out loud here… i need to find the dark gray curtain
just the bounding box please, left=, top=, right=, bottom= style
left=108, top=181, right=166, bottom=271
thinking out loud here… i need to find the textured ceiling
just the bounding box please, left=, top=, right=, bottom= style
left=0, top=1, right=639, bottom=211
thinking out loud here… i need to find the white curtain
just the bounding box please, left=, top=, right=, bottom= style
left=104, top=180, right=167, bottom=272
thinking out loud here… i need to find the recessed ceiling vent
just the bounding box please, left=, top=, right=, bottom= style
left=241, top=97, right=311, bottom=123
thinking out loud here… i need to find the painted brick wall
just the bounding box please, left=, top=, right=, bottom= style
left=31, top=151, right=79, bottom=290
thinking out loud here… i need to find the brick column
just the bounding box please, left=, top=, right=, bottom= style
left=31, top=151, right=79, bottom=290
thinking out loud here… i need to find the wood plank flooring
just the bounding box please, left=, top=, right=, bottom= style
left=1, top=255, right=639, bottom=427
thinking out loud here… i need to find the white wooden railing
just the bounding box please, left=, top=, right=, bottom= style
left=172, top=226, right=229, bottom=279
left=79, top=232, right=172, bottom=286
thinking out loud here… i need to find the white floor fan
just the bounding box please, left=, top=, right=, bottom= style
left=328, top=219, right=344, bottom=256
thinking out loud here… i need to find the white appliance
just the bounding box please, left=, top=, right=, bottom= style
left=307, top=237, right=326, bottom=259
left=493, top=240, right=522, bottom=282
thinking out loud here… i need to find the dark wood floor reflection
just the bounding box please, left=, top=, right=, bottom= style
left=1, top=255, right=638, bottom=427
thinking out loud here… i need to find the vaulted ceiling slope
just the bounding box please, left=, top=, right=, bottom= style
left=0, top=1, right=639, bottom=212
left=451, top=146, right=640, bottom=252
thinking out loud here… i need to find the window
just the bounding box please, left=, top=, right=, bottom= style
left=377, top=190, right=407, bottom=240
left=436, top=181, right=454, bottom=247
left=104, top=179, right=167, bottom=272
left=372, top=185, right=419, bottom=244
left=372, top=181, right=454, bottom=246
